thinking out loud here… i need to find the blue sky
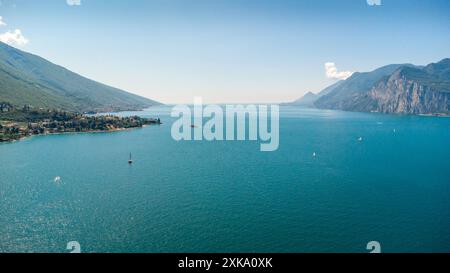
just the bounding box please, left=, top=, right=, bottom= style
left=0, top=0, right=449, bottom=104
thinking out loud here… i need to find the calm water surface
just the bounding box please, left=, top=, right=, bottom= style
left=1, top=106, right=449, bottom=253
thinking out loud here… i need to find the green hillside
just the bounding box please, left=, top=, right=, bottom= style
left=0, top=42, right=159, bottom=112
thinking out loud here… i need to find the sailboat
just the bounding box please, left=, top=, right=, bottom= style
left=128, top=153, right=133, bottom=164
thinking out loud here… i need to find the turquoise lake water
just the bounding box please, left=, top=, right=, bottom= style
left=1, top=106, right=450, bottom=253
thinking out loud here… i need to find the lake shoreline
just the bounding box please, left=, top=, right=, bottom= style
left=0, top=124, right=160, bottom=144
left=0, top=107, right=162, bottom=143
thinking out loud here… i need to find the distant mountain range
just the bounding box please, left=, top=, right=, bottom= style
left=0, top=42, right=159, bottom=113
left=287, top=80, right=344, bottom=107
left=289, top=59, right=450, bottom=115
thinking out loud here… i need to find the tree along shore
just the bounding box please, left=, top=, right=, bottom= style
left=0, top=103, right=161, bottom=142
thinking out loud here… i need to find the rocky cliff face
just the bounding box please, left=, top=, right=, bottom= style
left=368, top=70, right=450, bottom=114
left=314, top=59, right=450, bottom=115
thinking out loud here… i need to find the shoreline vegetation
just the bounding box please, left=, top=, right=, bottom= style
left=0, top=102, right=161, bottom=143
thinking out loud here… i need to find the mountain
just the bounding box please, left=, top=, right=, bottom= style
left=286, top=80, right=344, bottom=107
left=0, top=42, right=159, bottom=113
left=315, top=63, right=418, bottom=110
left=314, top=59, right=450, bottom=115
left=288, top=92, right=318, bottom=107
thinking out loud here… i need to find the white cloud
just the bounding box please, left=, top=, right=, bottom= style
left=0, top=29, right=29, bottom=46
left=367, top=0, right=382, bottom=6
left=325, top=62, right=354, bottom=80
left=66, top=0, right=81, bottom=6
left=0, top=16, right=6, bottom=26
